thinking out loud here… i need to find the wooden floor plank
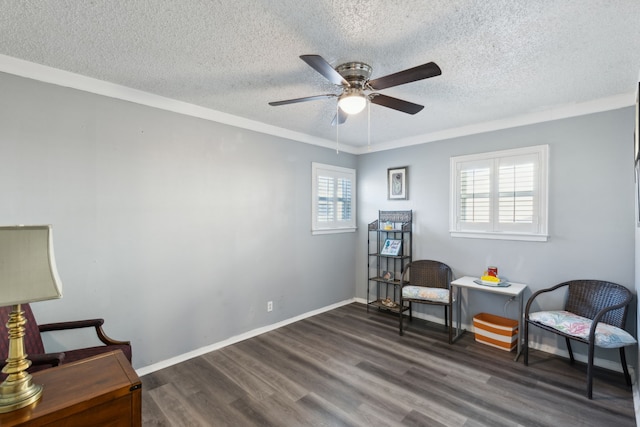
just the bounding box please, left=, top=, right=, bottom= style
left=220, top=344, right=309, bottom=401
left=201, top=351, right=276, bottom=401
left=147, top=383, right=212, bottom=427
left=141, top=303, right=635, bottom=426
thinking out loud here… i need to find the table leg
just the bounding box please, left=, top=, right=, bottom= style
left=452, top=286, right=465, bottom=343
left=514, top=293, right=523, bottom=361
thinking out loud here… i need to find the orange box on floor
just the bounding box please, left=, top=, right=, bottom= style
left=472, top=312, right=518, bottom=351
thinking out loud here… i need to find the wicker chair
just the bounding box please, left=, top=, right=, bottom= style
left=399, top=260, right=453, bottom=343
left=524, top=280, right=636, bottom=399
left=0, top=303, right=132, bottom=378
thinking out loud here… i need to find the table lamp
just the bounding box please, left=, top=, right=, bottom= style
left=0, top=225, right=63, bottom=413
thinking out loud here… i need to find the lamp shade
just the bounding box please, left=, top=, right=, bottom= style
left=0, top=225, right=63, bottom=306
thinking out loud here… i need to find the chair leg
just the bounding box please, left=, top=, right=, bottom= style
left=620, top=347, right=632, bottom=386
left=587, top=342, right=595, bottom=399
left=399, top=300, right=404, bottom=336
left=447, top=303, right=453, bottom=344
left=523, top=321, right=529, bottom=366
left=444, top=306, right=448, bottom=327
left=566, top=338, right=575, bottom=364
left=409, top=302, right=413, bottom=321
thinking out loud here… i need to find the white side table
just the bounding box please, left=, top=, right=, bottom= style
left=451, top=276, right=528, bottom=361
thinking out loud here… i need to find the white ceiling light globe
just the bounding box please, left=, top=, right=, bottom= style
left=338, top=93, right=367, bottom=115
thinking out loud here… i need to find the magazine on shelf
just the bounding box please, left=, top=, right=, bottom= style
left=380, top=239, right=402, bottom=256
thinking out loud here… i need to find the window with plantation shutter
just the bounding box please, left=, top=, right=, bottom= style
left=460, top=165, right=491, bottom=224
left=450, top=145, right=548, bottom=241
left=312, top=163, right=356, bottom=235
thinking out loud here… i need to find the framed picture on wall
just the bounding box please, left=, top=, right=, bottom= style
left=388, top=166, right=408, bottom=200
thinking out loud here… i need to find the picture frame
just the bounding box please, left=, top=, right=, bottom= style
left=388, top=166, right=408, bottom=200
left=380, top=239, right=402, bottom=256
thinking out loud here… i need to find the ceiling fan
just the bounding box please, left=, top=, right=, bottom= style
left=269, top=54, right=441, bottom=125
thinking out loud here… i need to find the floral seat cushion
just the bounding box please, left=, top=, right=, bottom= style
left=529, top=310, right=637, bottom=349
left=402, top=286, right=451, bottom=303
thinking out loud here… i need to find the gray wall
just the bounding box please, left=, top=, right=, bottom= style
left=357, top=108, right=636, bottom=365
left=0, top=72, right=358, bottom=369
left=1, top=69, right=636, bottom=373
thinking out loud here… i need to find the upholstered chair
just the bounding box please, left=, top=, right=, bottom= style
left=399, top=260, right=453, bottom=343
left=524, top=280, right=635, bottom=399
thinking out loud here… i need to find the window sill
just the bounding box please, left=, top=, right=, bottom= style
left=312, top=227, right=356, bottom=236
left=450, top=231, right=548, bottom=242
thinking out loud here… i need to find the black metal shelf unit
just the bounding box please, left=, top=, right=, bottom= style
left=367, top=210, right=412, bottom=314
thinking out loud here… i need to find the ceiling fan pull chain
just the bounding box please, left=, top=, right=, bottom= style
left=336, top=102, right=340, bottom=154
left=367, top=100, right=371, bottom=151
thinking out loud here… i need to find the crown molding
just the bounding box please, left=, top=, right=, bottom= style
left=0, top=54, right=632, bottom=157
left=354, top=92, right=635, bottom=154
left=0, top=54, right=359, bottom=155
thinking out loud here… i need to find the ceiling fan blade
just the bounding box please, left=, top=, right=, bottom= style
left=300, top=55, right=349, bottom=86
left=367, top=62, right=441, bottom=90
left=269, top=94, right=336, bottom=106
left=331, top=109, right=348, bottom=126
left=369, top=94, right=424, bottom=114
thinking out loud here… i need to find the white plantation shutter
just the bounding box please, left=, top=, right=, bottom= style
left=498, top=156, right=535, bottom=226
left=316, top=175, right=335, bottom=223
left=460, top=164, right=491, bottom=224
left=450, top=145, right=548, bottom=241
left=312, top=163, right=356, bottom=234
left=336, top=177, right=352, bottom=221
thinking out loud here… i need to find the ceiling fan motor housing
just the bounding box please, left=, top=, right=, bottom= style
left=336, top=62, right=372, bottom=89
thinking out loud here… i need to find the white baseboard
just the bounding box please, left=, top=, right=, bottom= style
left=135, top=298, right=356, bottom=377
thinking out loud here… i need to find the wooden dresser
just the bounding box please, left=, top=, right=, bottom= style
left=0, top=350, right=141, bottom=426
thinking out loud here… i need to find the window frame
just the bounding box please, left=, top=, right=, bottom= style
left=311, top=162, right=356, bottom=235
left=449, top=145, right=549, bottom=242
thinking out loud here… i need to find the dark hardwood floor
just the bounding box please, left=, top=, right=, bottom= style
left=141, top=303, right=635, bottom=426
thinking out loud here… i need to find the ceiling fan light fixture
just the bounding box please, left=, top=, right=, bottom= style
left=338, top=91, right=367, bottom=115
left=269, top=55, right=439, bottom=125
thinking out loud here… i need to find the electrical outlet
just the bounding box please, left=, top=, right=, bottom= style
left=267, top=301, right=273, bottom=312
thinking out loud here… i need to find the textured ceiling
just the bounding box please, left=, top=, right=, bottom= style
left=1, top=0, right=640, bottom=152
